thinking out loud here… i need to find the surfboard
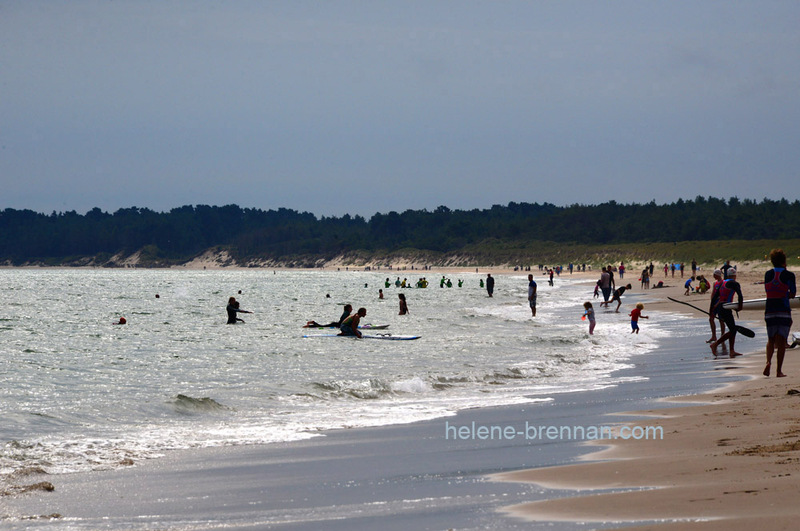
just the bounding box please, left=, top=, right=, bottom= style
left=303, top=333, right=420, bottom=340
left=302, top=324, right=390, bottom=330
left=722, top=298, right=800, bottom=311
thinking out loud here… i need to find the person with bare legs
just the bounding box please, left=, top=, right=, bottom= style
left=763, top=249, right=796, bottom=377
left=710, top=269, right=743, bottom=357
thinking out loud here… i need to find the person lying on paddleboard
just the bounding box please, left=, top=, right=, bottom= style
left=305, top=304, right=352, bottom=328
left=339, top=307, right=367, bottom=338
left=226, top=297, right=252, bottom=324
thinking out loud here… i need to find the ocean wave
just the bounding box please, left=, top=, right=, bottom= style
left=172, top=394, right=231, bottom=414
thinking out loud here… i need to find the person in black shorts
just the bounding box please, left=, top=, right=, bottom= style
left=710, top=269, right=743, bottom=357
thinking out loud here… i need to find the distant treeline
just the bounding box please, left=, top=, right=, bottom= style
left=1, top=197, right=798, bottom=265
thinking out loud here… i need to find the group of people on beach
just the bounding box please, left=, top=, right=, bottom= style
left=703, top=250, right=796, bottom=377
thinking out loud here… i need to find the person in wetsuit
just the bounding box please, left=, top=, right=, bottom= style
left=305, top=304, right=352, bottom=328
left=226, top=297, right=252, bottom=324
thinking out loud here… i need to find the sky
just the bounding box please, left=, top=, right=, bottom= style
left=2, top=1, right=799, bottom=218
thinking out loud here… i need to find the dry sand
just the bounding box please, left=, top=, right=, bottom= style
left=494, top=262, right=800, bottom=529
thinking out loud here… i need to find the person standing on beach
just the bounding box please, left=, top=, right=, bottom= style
left=721, top=260, right=733, bottom=279
left=599, top=267, right=612, bottom=306
left=527, top=274, right=537, bottom=317
left=707, top=270, right=726, bottom=345
left=607, top=265, right=616, bottom=292
left=763, top=249, right=796, bottom=377
left=710, top=269, right=744, bottom=357
left=486, top=274, right=495, bottom=297
left=398, top=293, right=409, bottom=315
left=629, top=302, right=648, bottom=334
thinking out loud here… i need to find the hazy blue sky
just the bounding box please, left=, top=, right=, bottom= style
left=2, top=1, right=798, bottom=217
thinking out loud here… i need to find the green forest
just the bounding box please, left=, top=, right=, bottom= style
left=1, top=197, right=799, bottom=267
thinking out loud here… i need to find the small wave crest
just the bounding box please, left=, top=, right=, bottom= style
left=172, top=394, right=230, bottom=414
left=311, top=376, right=435, bottom=400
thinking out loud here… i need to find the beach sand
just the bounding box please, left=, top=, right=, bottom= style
left=496, top=264, right=800, bottom=529
left=4, top=262, right=795, bottom=529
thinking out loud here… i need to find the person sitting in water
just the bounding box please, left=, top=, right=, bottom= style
left=305, top=304, right=352, bottom=328
left=339, top=307, right=367, bottom=338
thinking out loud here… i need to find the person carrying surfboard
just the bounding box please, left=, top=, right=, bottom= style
left=339, top=307, right=367, bottom=338
left=709, top=269, right=743, bottom=357
left=763, top=249, right=797, bottom=377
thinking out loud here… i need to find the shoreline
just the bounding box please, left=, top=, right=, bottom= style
left=495, top=354, right=800, bottom=529
left=3, top=263, right=790, bottom=529
left=494, top=266, right=800, bottom=529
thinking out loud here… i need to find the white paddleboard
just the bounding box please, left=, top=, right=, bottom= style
left=723, top=298, right=800, bottom=311
left=303, top=333, right=420, bottom=340
left=302, top=324, right=390, bottom=330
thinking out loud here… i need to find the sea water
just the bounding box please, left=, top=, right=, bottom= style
left=0, top=269, right=670, bottom=477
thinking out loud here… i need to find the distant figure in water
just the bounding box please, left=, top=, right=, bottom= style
left=114, top=316, right=127, bottom=325
left=379, top=289, right=384, bottom=299
left=226, top=297, right=251, bottom=324
left=398, top=293, right=409, bottom=315
left=486, top=274, right=494, bottom=297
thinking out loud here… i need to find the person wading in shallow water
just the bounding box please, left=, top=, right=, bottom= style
left=226, top=297, right=252, bottom=324
left=398, top=293, right=409, bottom=315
